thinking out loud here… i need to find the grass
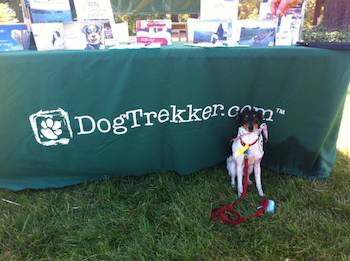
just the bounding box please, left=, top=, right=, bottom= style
left=0, top=95, right=349, bottom=260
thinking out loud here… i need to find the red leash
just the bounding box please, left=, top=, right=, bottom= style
left=211, top=157, right=269, bottom=225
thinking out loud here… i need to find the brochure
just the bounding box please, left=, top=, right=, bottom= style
left=187, top=19, right=232, bottom=44
left=136, top=20, right=172, bottom=46
left=259, top=0, right=305, bottom=45
left=278, top=4, right=305, bottom=45
left=238, top=20, right=277, bottom=47
left=64, top=21, right=107, bottom=50
left=24, top=0, right=72, bottom=23
left=0, top=24, right=30, bottom=51
left=31, top=23, right=64, bottom=51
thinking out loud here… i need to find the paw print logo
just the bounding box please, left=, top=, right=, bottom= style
left=40, top=118, right=62, bottom=140
left=29, top=108, right=73, bottom=146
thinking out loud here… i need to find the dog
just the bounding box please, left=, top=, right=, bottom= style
left=51, top=30, right=63, bottom=48
left=226, top=109, right=268, bottom=197
left=81, top=24, right=104, bottom=50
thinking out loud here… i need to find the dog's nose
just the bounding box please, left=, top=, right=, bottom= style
left=248, top=125, right=254, bottom=132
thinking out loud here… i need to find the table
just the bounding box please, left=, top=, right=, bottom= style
left=0, top=45, right=349, bottom=190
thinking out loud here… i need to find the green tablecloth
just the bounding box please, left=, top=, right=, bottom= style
left=0, top=46, right=349, bottom=190
left=111, top=0, right=200, bottom=14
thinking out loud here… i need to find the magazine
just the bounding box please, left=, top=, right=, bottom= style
left=200, top=0, right=238, bottom=21
left=187, top=19, right=232, bottom=44
left=238, top=20, right=277, bottom=47
left=24, top=0, right=72, bottom=23
left=0, top=24, right=30, bottom=51
left=64, top=21, right=108, bottom=50
left=136, top=20, right=172, bottom=46
left=31, top=23, right=64, bottom=51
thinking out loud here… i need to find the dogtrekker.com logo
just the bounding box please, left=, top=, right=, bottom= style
left=29, top=104, right=285, bottom=146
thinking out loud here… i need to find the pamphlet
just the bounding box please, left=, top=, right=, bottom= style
left=31, top=23, right=64, bottom=51
left=136, top=20, right=172, bottom=46
left=259, top=0, right=305, bottom=45
left=64, top=21, right=108, bottom=50
left=187, top=19, right=232, bottom=44
left=238, top=20, right=277, bottom=47
left=0, top=24, right=30, bottom=51
left=24, top=0, right=72, bottom=23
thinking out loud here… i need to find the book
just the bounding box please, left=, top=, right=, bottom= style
left=0, top=24, right=30, bottom=51
left=63, top=21, right=108, bottom=50
left=136, top=20, right=172, bottom=46
left=31, top=23, right=64, bottom=51
left=200, top=0, right=238, bottom=21
left=238, top=20, right=277, bottom=47
left=24, top=0, right=73, bottom=23
left=187, top=19, right=232, bottom=44
left=72, top=0, right=114, bottom=22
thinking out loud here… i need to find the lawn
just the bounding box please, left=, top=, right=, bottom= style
left=0, top=96, right=349, bottom=260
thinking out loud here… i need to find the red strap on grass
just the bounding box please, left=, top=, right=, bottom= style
left=211, top=157, right=269, bottom=225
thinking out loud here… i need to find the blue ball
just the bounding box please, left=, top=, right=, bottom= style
left=265, top=200, right=276, bottom=214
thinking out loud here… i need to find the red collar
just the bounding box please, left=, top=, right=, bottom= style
left=240, top=137, right=259, bottom=147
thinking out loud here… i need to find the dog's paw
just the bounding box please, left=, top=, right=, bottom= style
left=40, top=118, right=62, bottom=140
left=258, top=191, right=265, bottom=197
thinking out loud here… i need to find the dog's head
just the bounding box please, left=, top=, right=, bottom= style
left=237, top=109, right=263, bottom=132
left=82, top=24, right=103, bottom=44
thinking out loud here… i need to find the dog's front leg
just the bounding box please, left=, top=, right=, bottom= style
left=248, top=165, right=253, bottom=185
left=254, top=160, right=264, bottom=196
left=226, top=156, right=236, bottom=187
left=236, top=159, right=244, bottom=197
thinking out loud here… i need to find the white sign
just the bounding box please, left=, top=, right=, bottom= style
left=73, top=0, right=115, bottom=22
left=200, top=0, right=238, bottom=21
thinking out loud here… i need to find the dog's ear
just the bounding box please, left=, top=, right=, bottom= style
left=256, top=110, right=263, bottom=124
left=95, top=24, right=103, bottom=33
left=236, top=111, right=244, bottom=126
left=81, top=25, right=88, bottom=34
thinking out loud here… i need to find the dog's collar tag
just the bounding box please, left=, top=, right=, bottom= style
left=235, top=144, right=249, bottom=157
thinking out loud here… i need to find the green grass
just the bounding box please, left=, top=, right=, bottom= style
left=1, top=95, right=349, bottom=261
left=0, top=150, right=350, bottom=260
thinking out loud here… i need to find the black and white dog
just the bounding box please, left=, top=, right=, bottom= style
left=82, top=24, right=104, bottom=50
left=227, top=110, right=268, bottom=197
